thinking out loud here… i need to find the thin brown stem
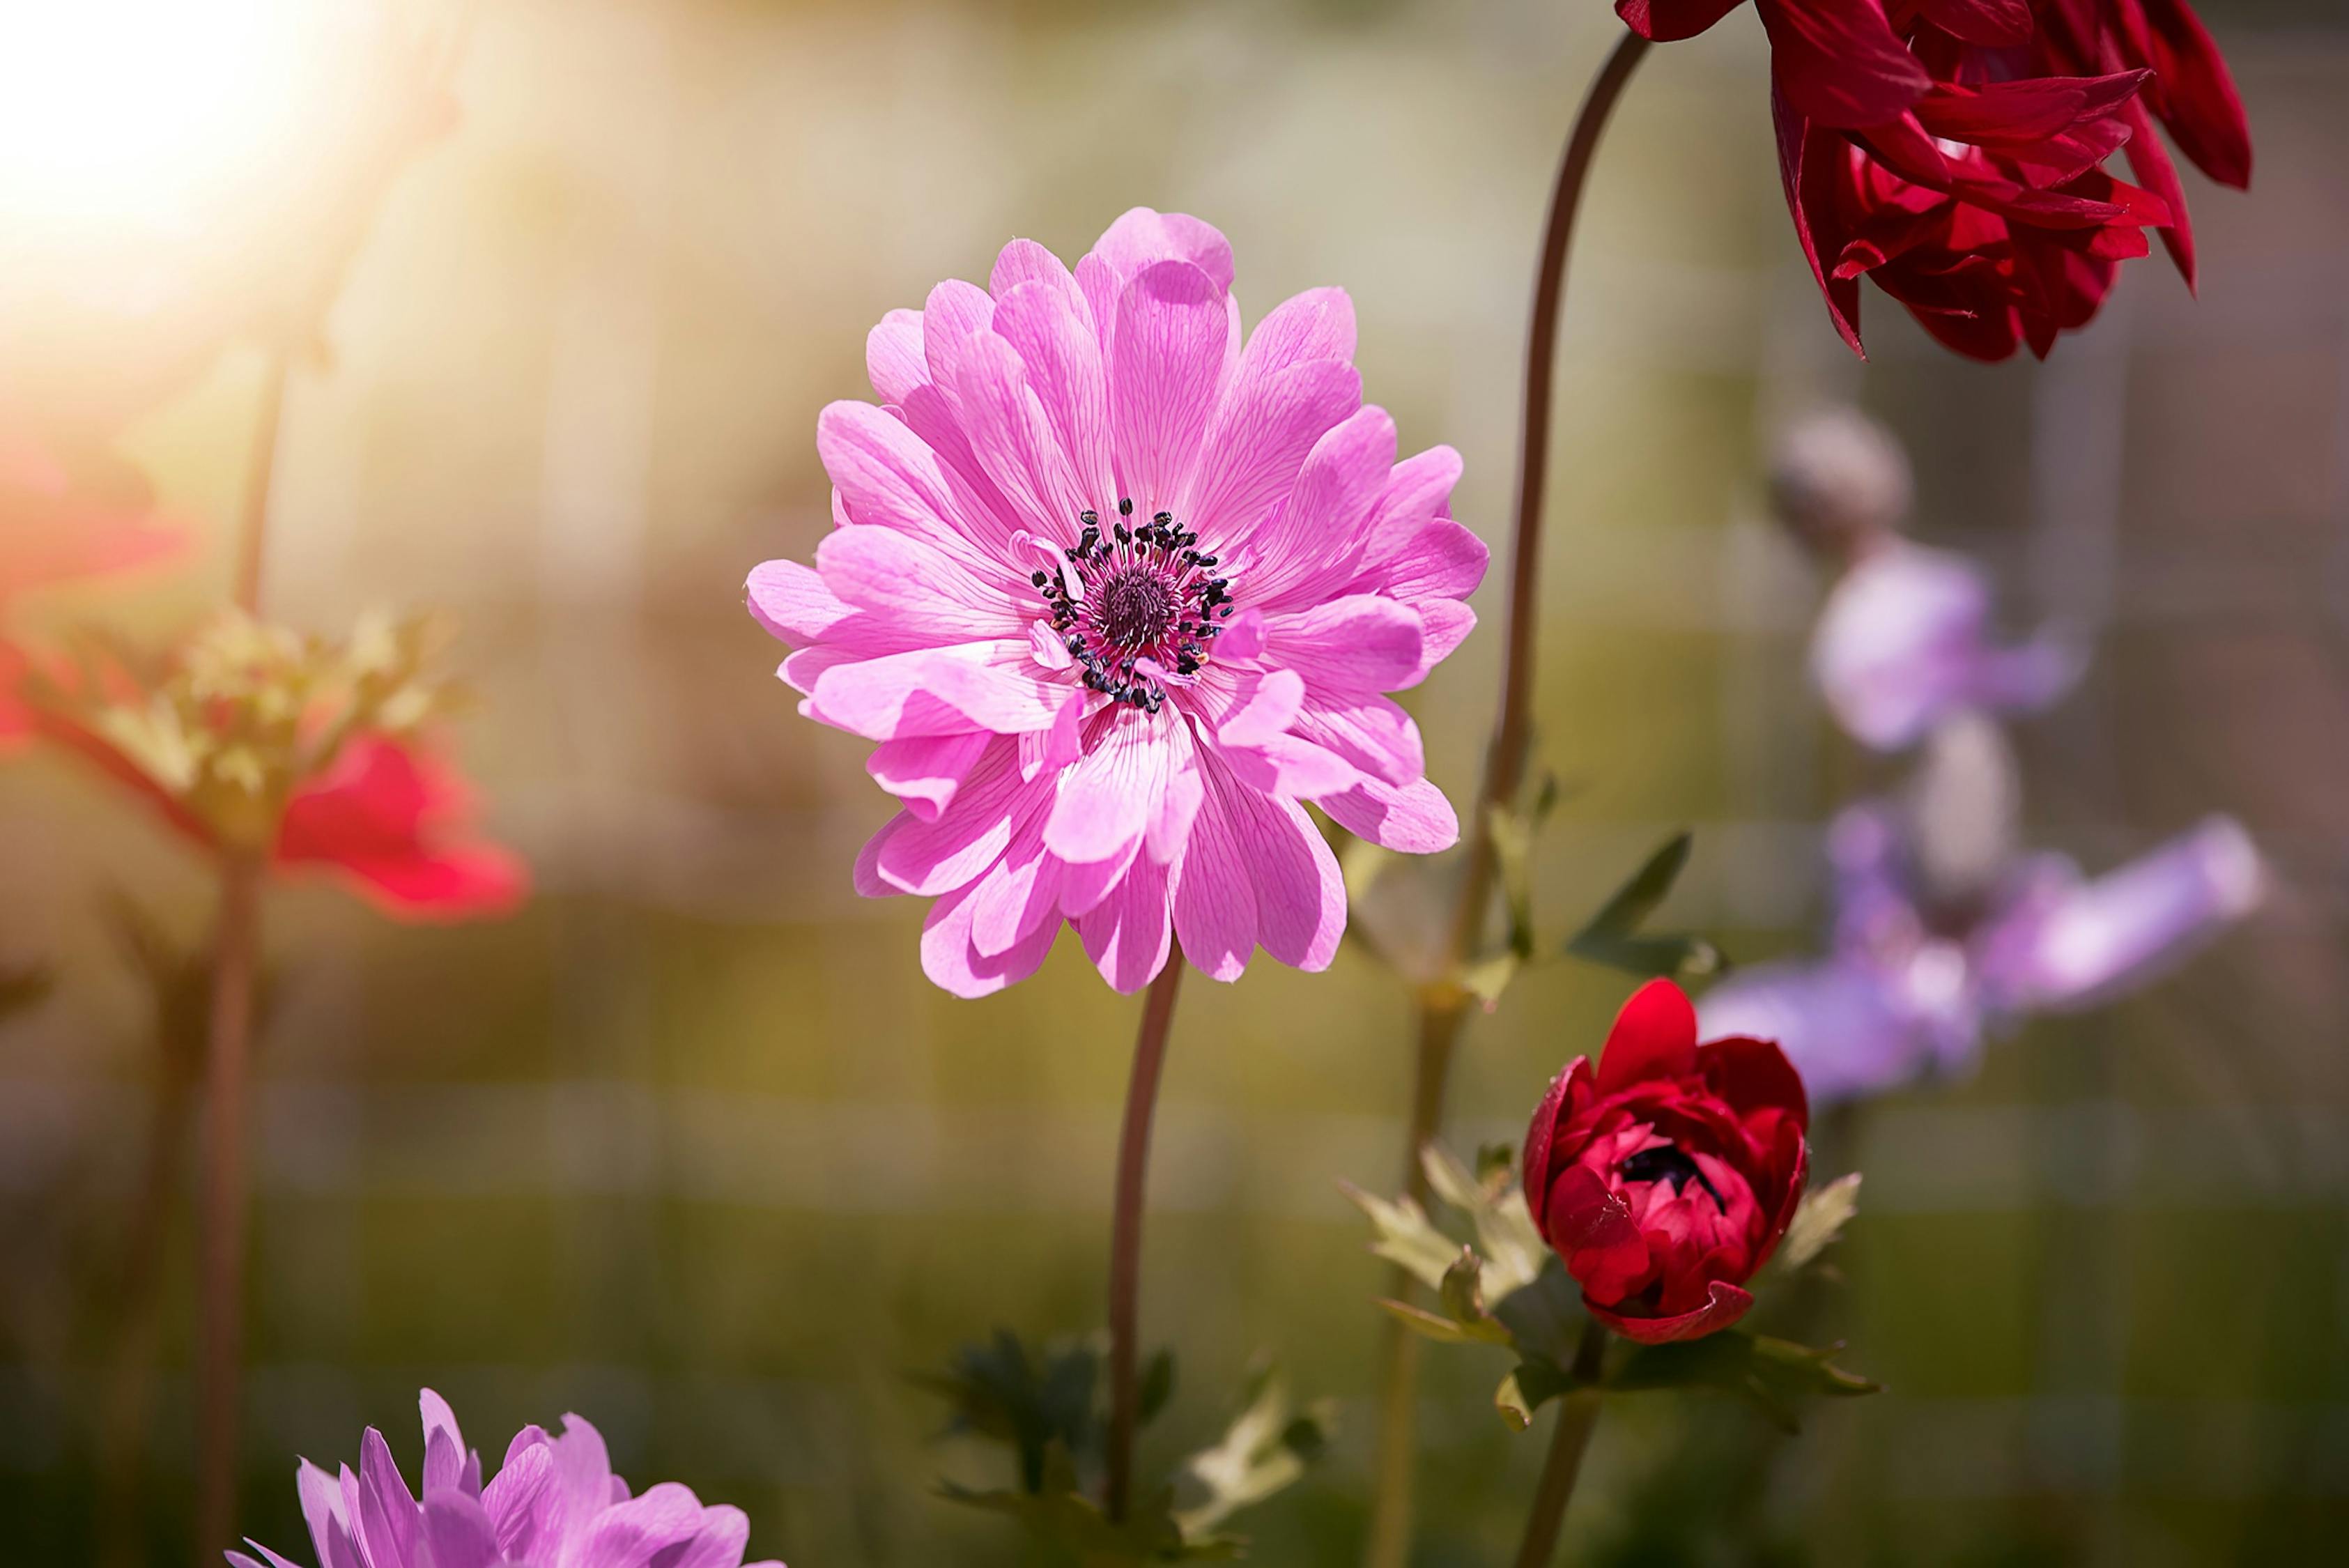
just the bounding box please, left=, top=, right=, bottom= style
left=1364, top=31, right=1649, bottom=1568
left=1104, top=952, right=1185, bottom=1523
left=193, top=851, right=265, bottom=1562
left=231, top=351, right=289, bottom=616
left=1510, top=1321, right=1610, bottom=1568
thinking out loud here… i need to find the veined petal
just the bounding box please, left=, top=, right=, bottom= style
left=1108, top=261, right=1230, bottom=515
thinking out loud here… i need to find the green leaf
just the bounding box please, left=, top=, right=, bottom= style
left=1419, top=1142, right=1545, bottom=1300
left=914, top=1330, right=1101, bottom=1493
left=1564, top=832, right=1727, bottom=980
left=1457, top=952, right=1520, bottom=1010
left=1376, top=1297, right=1504, bottom=1346
left=1139, top=1348, right=1176, bottom=1429
left=1769, top=1173, right=1862, bottom=1279
left=1605, top=1330, right=1879, bottom=1434
left=1339, top=1181, right=1458, bottom=1291
left=1172, top=1362, right=1336, bottom=1544
left=1494, top=1358, right=1582, bottom=1431
left=1486, top=1265, right=1586, bottom=1368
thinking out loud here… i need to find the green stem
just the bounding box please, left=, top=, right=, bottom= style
left=1104, top=951, right=1186, bottom=1522
left=1509, top=1322, right=1610, bottom=1568
left=1362, top=31, right=1649, bottom=1568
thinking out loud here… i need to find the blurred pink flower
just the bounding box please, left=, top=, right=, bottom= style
left=229, top=1389, right=783, bottom=1568
left=748, top=208, right=1485, bottom=995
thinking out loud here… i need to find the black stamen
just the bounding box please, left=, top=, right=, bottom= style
left=1619, top=1146, right=1727, bottom=1210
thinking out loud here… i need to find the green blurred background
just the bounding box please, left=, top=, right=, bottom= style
left=2, top=0, right=2346, bottom=1563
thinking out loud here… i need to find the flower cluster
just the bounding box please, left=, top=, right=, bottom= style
left=13, top=611, right=521, bottom=919
left=1624, top=0, right=2251, bottom=357
left=748, top=209, right=1484, bottom=995
left=1523, top=980, right=1810, bottom=1342
left=231, top=1390, right=783, bottom=1568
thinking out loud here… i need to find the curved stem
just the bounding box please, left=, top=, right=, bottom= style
left=1363, top=31, right=1649, bottom=1568
left=194, top=851, right=265, bottom=1562
left=232, top=351, right=289, bottom=616
left=1104, top=951, right=1185, bottom=1523
left=1511, top=1322, right=1610, bottom=1568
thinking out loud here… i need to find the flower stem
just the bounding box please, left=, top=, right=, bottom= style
left=1104, top=951, right=1185, bottom=1523
left=194, top=346, right=288, bottom=1561
left=1362, top=31, right=1649, bottom=1568
left=1510, top=1321, right=1610, bottom=1568
left=193, top=850, right=265, bottom=1562
left=231, top=350, right=289, bottom=616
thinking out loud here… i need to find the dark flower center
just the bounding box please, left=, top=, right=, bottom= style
left=1096, top=568, right=1175, bottom=649
left=1619, top=1144, right=1726, bottom=1212
left=1026, top=497, right=1237, bottom=714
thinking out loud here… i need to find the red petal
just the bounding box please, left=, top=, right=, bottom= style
left=2135, top=0, right=2251, bottom=188
left=1615, top=0, right=1748, bottom=41
left=1521, top=1057, right=1589, bottom=1220
left=1696, top=1033, right=1811, bottom=1130
left=1757, top=0, right=1932, bottom=130
left=277, top=735, right=529, bottom=921
left=1596, top=978, right=1700, bottom=1095
left=1587, top=1279, right=1755, bottom=1344
left=1914, top=0, right=2033, bottom=45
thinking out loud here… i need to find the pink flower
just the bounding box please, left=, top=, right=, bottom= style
left=229, top=1389, right=783, bottom=1568
left=748, top=209, right=1485, bottom=996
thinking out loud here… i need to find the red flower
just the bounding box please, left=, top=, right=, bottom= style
left=1619, top=0, right=1932, bottom=128
left=20, top=667, right=524, bottom=922
left=1522, top=979, right=1810, bottom=1344
left=1776, top=69, right=2174, bottom=359
left=272, top=734, right=527, bottom=921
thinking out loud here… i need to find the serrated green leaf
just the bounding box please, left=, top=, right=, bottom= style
left=1438, top=1248, right=1485, bottom=1325
left=1419, top=1142, right=1545, bottom=1300
left=1376, top=1297, right=1507, bottom=1346
left=1603, top=1330, right=1879, bottom=1434
left=1564, top=833, right=1728, bottom=980
left=916, top=1330, right=1101, bottom=1493
left=1769, top=1173, right=1862, bottom=1278
left=1339, top=1181, right=1457, bottom=1291
left=1172, top=1362, right=1335, bottom=1544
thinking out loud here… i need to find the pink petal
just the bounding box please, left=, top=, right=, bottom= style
left=1171, top=764, right=1259, bottom=982
left=1185, top=358, right=1362, bottom=544
left=1075, top=854, right=1173, bottom=993
left=865, top=730, right=993, bottom=821
left=1291, top=694, right=1425, bottom=788
left=1043, top=707, right=1176, bottom=865
left=934, top=327, right=1088, bottom=536
left=875, top=739, right=1039, bottom=895
left=1241, top=407, right=1399, bottom=610
left=1108, top=261, right=1231, bottom=515
left=866, top=307, right=927, bottom=404
left=1224, top=783, right=1345, bottom=971
left=815, top=523, right=1024, bottom=640
left=816, top=401, right=1019, bottom=590
left=1080, top=207, right=1236, bottom=318
left=1357, top=445, right=1464, bottom=565
left=805, top=643, right=1072, bottom=740
left=1268, top=595, right=1425, bottom=698
left=992, top=278, right=1115, bottom=508
left=1317, top=775, right=1460, bottom=853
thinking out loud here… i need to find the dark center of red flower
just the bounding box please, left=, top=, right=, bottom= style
left=1619, top=1144, right=1726, bottom=1213
left=1026, top=496, right=1237, bottom=714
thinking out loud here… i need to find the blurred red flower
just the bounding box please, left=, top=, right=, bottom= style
left=10, top=619, right=523, bottom=923
left=1522, top=979, right=1810, bottom=1344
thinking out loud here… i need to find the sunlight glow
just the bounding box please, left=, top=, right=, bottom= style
left=0, top=0, right=351, bottom=249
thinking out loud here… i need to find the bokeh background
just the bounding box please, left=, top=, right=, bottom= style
left=3, top=0, right=2346, bottom=1563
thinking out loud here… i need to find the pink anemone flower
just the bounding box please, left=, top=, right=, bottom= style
left=748, top=209, right=1485, bottom=996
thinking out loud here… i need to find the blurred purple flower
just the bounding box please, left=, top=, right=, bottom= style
left=228, top=1390, right=783, bottom=1568
left=1810, top=538, right=2082, bottom=752
left=746, top=208, right=1484, bottom=995
left=1700, top=803, right=2263, bottom=1106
